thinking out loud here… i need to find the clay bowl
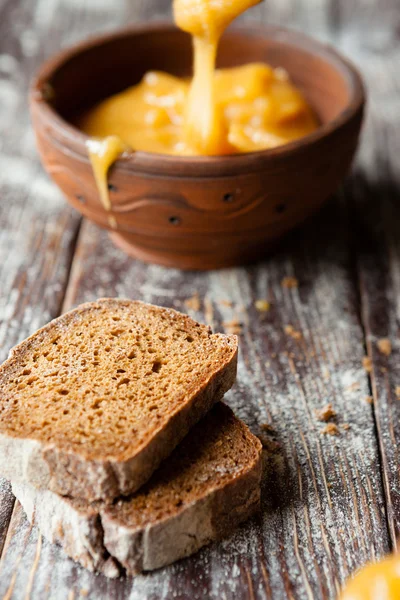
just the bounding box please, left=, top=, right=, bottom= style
left=30, top=23, right=365, bottom=270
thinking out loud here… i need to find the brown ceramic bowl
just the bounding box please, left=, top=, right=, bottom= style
left=30, top=23, right=365, bottom=270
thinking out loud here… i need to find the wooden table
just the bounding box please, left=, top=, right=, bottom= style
left=0, top=0, right=399, bottom=598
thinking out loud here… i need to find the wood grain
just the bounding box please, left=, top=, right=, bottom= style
left=349, top=19, right=400, bottom=548
left=0, top=0, right=133, bottom=588
left=0, top=0, right=399, bottom=598
left=0, top=0, right=84, bottom=573
left=1, top=202, right=389, bottom=599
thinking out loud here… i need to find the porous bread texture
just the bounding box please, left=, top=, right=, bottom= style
left=0, top=299, right=238, bottom=502
left=13, top=404, right=262, bottom=577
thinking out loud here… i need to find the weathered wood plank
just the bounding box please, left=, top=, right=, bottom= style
left=349, top=25, right=400, bottom=549
left=0, top=480, right=13, bottom=558
left=0, top=0, right=87, bottom=569
left=1, top=197, right=389, bottom=600
left=331, top=0, right=400, bottom=553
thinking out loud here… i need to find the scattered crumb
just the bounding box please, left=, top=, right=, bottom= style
left=321, top=423, right=340, bottom=436
left=281, top=276, right=298, bottom=289
left=362, top=356, right=372, bottom=373
left=365, top=396, right=374, bottom=404
left=255, top=299, right=271, bottom=312
left=219, top=299, right=233, bottom=308
left=222, top=318, right=242, bottom=335
left=184, top=292, right=200, bottom=312
left=341, top=423, right=350, bottom=430
left=204, top=297, right=214, bottom=326
left=284, top=325, right=302, bottom=340
left=315, top=403, right=336, bottom=422
left=322, top=366, right=330, bottom=380
left=56, top=524, right=64, bottom=538
left=257, top=434, right=281, bottom=453
left=80, top=591, right=89, bottom=598
left=377, top=338, right=392, bottom=356
left=271, top=352, right=276, bottom=358
left=260, top=422, right=275, bottom=433
left=346, top=382, right=360, bottom=392
left=396, top=386, right=400, bottom=399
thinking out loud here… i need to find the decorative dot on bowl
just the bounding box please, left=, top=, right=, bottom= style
left=223, top=192, right=235, bottom=203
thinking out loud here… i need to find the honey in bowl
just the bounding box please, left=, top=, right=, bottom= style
left=77, top=0, right=318, bottom=225
left=80, top=64, right=316, bottom=156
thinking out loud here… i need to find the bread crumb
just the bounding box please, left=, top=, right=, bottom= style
left=322, top=367, right=330, bottom=380
left=346, top=382, right=360, bottom=392
left=255, top=299, right=271, bottom=312
left=315, top=403, right=336, bottom=422
left=257, top=434, right=281, bottom=453
left=260, top=422, right=275, bottom=433
left=281, top=276, right=298, bottom=289
left=284, top=325, right=302, bottom=340
left=80, top=591, right=89, bottom=598
left=365, top=396, right=374, bottom=404
left=321, top=423, right=340, bottom=436
left=184, top=293, right=200, bottom=312
left=362, top=356, right=372, bottom=373
left=341, top=423, right=350, bottom=430
left=222, top=318, right=242, bottom=335
left=204, top=297, right=214, bottom=326
left=377, top=338, right=392, bottom=356
left=395, top=386, right=400, bottom=399
left=219, top=299, right=233, bottom=308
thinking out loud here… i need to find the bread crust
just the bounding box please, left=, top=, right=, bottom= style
left=13, top=481, right=120, bottom=579
left=103, top=453, right=261, bottom=574
left=0, top=299, right=238, bottom=502
left=12, top=413, right=262, bottom=577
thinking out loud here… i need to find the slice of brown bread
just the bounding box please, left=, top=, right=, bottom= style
left=13, top=403, right=262, bottom=577
left=0, top=299, right=238, bottom=502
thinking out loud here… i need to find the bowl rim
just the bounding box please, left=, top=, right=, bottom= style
left=30, top=21, right=366, bottom=177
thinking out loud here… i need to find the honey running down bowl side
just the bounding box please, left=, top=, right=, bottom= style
left=30, top=23, right=365, bottom=270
